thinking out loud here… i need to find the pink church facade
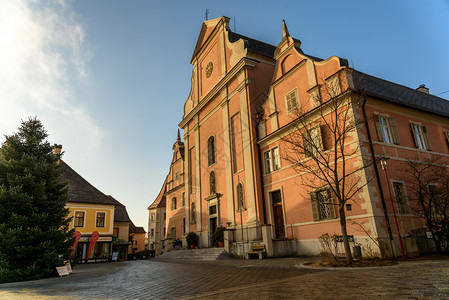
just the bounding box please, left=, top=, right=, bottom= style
left=149, top=16, right=449, bottom=258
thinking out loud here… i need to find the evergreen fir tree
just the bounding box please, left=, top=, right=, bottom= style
left=0, top=118, right=72, bottom=283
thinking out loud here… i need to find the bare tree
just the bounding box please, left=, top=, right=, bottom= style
left=404, top=158, right=449, bottom=254
left=282, top=78, right=374, bottom=264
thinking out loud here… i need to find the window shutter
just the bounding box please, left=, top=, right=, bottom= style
left=327, top=189, right=337, bottom=219
left=310, top=192, right=320, bottom=221
left=410, top=123, right=419, bottom=148
left=374, top=115, right=383, bottom=142
left=389, top=117, right=400, bottom=144
left=422, top=126, right=432, bottom=150
left=445, top=131, right=449, bottom=146
left=317, top=127, right=323, bottom=151
left=302, top=132, right=311, bottom=157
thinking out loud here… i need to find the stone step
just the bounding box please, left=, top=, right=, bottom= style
left=154, top=248, right=235, bottom=261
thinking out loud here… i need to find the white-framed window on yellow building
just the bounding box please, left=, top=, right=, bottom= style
left=74, top=211, right=85, bottom=227
left=96, top=212, right=106, bottom=227
left=285, top=88, right=298, bottom=112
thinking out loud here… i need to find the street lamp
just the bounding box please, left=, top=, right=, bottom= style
left=380, top=158, right=406, bottom=261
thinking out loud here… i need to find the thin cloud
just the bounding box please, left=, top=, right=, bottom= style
left=0, top=0, right=101, bottom=149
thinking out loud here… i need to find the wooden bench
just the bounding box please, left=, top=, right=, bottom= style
left=245, top=244, right=267, bottom=260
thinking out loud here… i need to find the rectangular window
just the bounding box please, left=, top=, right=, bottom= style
left=428, top=184, right=442, bottom=215
left=163, top=227, right=166, bottom=237
left=74, top=211, right=85, bottom=227
left=151, top=229, right=154, bottom=237
left=374, top=115, right=400, bottom=144
left=303, top=127, right=323, bottom=157
left=393, top=182, right=409, bottom=214
left=230, top=113, right=243, bottom=173
left=444, top=130, right=449, bottom=147
left=264, top=147, right=281, bottom=174
left=182, top=192, right=185, bottom=207
left=285, top=89, right=298, bottom=112
left=189, top=147, right=195, bottom=194
left=310, top=188, right=336, bottom=221
left=113, top=228, right=119, bottom=237
left=96, top=212, right=105, bottom=227
left=411, top=122, right=431, bottom=150
left=164, top=213, right=166, bottom=220
left=151, top=214, right=155, bottom=221
left=171, top=198, right=177, bottom=211
left=182, top=218, right=186, bottom=235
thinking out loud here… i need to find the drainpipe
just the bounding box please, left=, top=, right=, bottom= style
left=361, top=94, right=395, bottom=253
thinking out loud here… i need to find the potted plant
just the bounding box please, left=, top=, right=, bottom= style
left=173, top=239, right=182, bottom=249
left=214, top=226, right=225, bottom=247
left=186, top=232, right=199, bottom=249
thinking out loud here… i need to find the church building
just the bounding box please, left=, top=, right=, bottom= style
left=149, top=16, right=449, bottom=258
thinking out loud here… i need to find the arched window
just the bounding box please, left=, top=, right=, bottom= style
left=191, top=202, right=196, bottom=224
left=210, top=171, right=216, bottom=195
left=208, top=136, right=215, bottom=166
left=237, top=182, right=245, bottom=210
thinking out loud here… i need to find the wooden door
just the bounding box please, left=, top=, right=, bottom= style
left=271, top=190, right=285, bottom=239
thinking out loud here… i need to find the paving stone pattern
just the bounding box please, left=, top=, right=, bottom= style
left=0, top=258, right=448, bottom=299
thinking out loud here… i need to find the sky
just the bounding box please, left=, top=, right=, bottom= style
left=1, top=0, right=448, bottom=231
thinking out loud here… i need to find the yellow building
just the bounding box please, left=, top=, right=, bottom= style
left=61, top=161, right=117, bottom=263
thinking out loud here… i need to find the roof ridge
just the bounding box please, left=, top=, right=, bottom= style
left=353, top=70, right=449, bottom=102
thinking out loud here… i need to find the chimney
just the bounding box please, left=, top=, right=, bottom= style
left=416, top=84, right=429, bottom=94
left=53, top=144, right=62, bottom=164
left=53, top=144, right=62, bottom=155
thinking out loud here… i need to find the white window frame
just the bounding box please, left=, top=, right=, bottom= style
left=379, top=116, right=393, bottom=144
left=263, top=146, right=281, bottom=174
left=285, top=88, right=298, bottom=113
left=74, top=210, right=86, bottom=228
left=411, top=122, right=431, bottom=150
left=304, top=126, right=323, bottom=157
left=95, top=211, right=106, bottom=228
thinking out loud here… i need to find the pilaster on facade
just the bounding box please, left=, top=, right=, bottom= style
left=238, top=75, right=258, bottom=223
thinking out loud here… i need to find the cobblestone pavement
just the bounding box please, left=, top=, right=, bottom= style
left=1, top=257, right=448, bottom=299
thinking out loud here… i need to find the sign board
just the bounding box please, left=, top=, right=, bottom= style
left=64, top=261, right=72, bottom=273
left=112, top=251, right=119, bottom=261
left=426, top=231, right=433, bottom=239
left=56, top=266, right=70, bottom=277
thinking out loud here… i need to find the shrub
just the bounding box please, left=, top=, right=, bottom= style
left=186, top=232, right=199, bottom=247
